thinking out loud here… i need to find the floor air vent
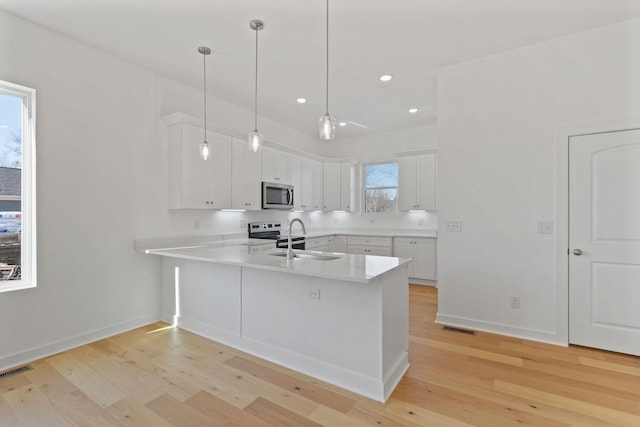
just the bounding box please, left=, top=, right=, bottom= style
left=0, top=364, right=33, bottom=380
left=442, top=326, right=476, bottom=336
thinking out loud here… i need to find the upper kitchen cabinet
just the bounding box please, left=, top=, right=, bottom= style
left=290, top=155, right=315, bottom=211
left=398, top=153, right=437, bottom=211
left=261, top=146, right=291, bottom=184
left=323, top=161, right=356, bottom=212
left=314, top=161, right=324, bottom=210
left=340, top=162, right=356, bottom=212
left=323, top=162, right=341, bottom=211
left=167, top=121, right=232, bottom=210
left=231, top=137, right=261, bottom=210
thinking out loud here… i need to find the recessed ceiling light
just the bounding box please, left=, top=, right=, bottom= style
left=296, top=97, right=307, bottom=104
left=408, top=108, right=419, bottom=114
left=379, top=74, right=393, bottom=82
left=338, top=122, right=347, bottom=127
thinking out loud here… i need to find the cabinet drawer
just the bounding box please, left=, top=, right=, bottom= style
left=348, top=245, right=392, bottom=256
left=347, top=236, right=391, bottom=247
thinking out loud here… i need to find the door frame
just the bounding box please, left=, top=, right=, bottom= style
left=555, top=117, right=640, bottom=346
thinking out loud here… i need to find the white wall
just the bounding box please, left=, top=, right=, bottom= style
left=436, top=18, right=640, bottom=344
left=326, top=124, right=438, bottom=162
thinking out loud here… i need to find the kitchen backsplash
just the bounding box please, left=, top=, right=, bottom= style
left=162, top=209, right=437, bottom=238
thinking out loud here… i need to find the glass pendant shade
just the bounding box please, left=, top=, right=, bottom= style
left=199, top=140, right=211, bottom=160
left=248, top=130, right=263, bottom=153
left=318, top=113, right=336, bottom=140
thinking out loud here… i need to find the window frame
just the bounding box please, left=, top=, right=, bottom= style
left=361, top=160, right=399, bottom=215
left=0, top=80, right=37, bottom=293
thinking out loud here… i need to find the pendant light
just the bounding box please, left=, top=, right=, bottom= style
left=248, top=19, right=264, bottom=152
left=318, top=0, right=336, bottom=140
left=198, top=46, right=212, bottom=160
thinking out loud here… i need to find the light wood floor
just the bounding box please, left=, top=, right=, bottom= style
left=1, top=285, right=640, bottom=426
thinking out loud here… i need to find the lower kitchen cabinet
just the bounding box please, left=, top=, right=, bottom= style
left=347, top=236, right=392, bottom=256
left=305, top=236, right=329, bottom=252
left=393, top=237, right=436, bottom=281
left=328, top=235, right=347, bottom=253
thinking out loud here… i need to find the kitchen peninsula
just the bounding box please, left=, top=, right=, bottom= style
left=143, top=241, right=410, bottom=402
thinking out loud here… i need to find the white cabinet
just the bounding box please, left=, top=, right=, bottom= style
left=313, top=161, right=324, bottom=210
left=323, top=162, right=341, bottom=211
left=322, top=162, right=355, bottom=212
left=261, top=146, right=290, bottom=184
left=231, top=137, right=261, bottom=210
left=328, top=235, right=347, bottom=253
left=290, top=156, right=315, bottom=211
left=347, top=236, right=392, bottom=256
left=340, top=162, right=355, bottom=212
left=398, top=153, right=436, bottom=211
left=168, top=123, right=231, bottom=209
left=305, top=236, right=329, bottom=252
left=290, top=156, right=303, bottom=210
left=393, top=237, right=437, bottom=281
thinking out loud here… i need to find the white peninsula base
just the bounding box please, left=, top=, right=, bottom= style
left=159, top=257, right=409, bottom=402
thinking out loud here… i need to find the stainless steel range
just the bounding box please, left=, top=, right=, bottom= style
left=247, top=221, right=305, bottom=249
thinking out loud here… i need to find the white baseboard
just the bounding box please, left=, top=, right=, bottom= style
left=409, top=278, right=437, bottom=286
left=435, top=313, right=567, bottom=347
left=0, top=314, right=159, bottom=372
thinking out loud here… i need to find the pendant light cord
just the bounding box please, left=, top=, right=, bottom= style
left=203, top=51, right=207, bottom=138
left=325, top=0, right=330, bottom=115
left=254, top=27, right=259, bottom=131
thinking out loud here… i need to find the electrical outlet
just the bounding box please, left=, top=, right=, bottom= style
left=194, top=219, right=200, bottom=230
left=240, top=219, right=247, bottom=229
left=446, top=221, right=462, bottom=232
left=418, top=219, right=424, bottom=225
left=510, top=296, right=520, bottom=309
left=306, top=288, right=321, bottom=300
left=537, top=221, right=554, bottom=234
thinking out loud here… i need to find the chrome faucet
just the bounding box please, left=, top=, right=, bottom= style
left=287, top=218, right=307, bottom=260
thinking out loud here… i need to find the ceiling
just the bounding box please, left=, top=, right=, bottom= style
left=2, top=0, right=640, bottom=140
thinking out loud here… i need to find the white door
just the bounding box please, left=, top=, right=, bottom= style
left=569, top=129, right=640, bottom=356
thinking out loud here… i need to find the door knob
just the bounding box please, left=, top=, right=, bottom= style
left=573, top=249, right=583, bottom=256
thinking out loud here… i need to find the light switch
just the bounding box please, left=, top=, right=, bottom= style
left=537, top=221, right=554, bottom=234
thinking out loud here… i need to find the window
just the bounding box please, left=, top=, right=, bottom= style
left=0, top=80, right=36, bottom=292
left=364, top=162, right=398, bottom=213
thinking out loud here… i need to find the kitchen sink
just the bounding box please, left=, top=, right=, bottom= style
left=269, top=251, right=340, bottom=261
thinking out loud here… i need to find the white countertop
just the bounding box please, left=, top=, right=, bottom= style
left=145, top=244, right=410, bottom=284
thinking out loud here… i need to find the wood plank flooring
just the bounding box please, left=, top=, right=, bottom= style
left=2, top=285, right=640, bottom=426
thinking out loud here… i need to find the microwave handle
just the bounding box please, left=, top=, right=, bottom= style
left=287, top=188, right=293, bottom=205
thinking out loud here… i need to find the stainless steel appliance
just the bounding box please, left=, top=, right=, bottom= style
left=262, top=182, right=294, bottom=210
left=247, top=221, right=305, bottom=249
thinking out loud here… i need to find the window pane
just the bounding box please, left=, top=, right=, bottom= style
left=0, top=92, right=22, bottom=281
left=365, top=189, right=398, bottom=213
left=365, top=163, right=398, bottom=188
left=364, top=162, right=398, bottom=213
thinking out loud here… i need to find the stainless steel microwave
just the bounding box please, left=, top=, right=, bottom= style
left=262, top=181, right=294, bottom=210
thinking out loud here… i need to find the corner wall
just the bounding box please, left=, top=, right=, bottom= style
left=436, top=18, right=640, bottom=344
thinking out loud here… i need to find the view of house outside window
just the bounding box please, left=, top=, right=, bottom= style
left=364, top=162, right=398, bottom=213
left=0, top=92, right=23, bottom=281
